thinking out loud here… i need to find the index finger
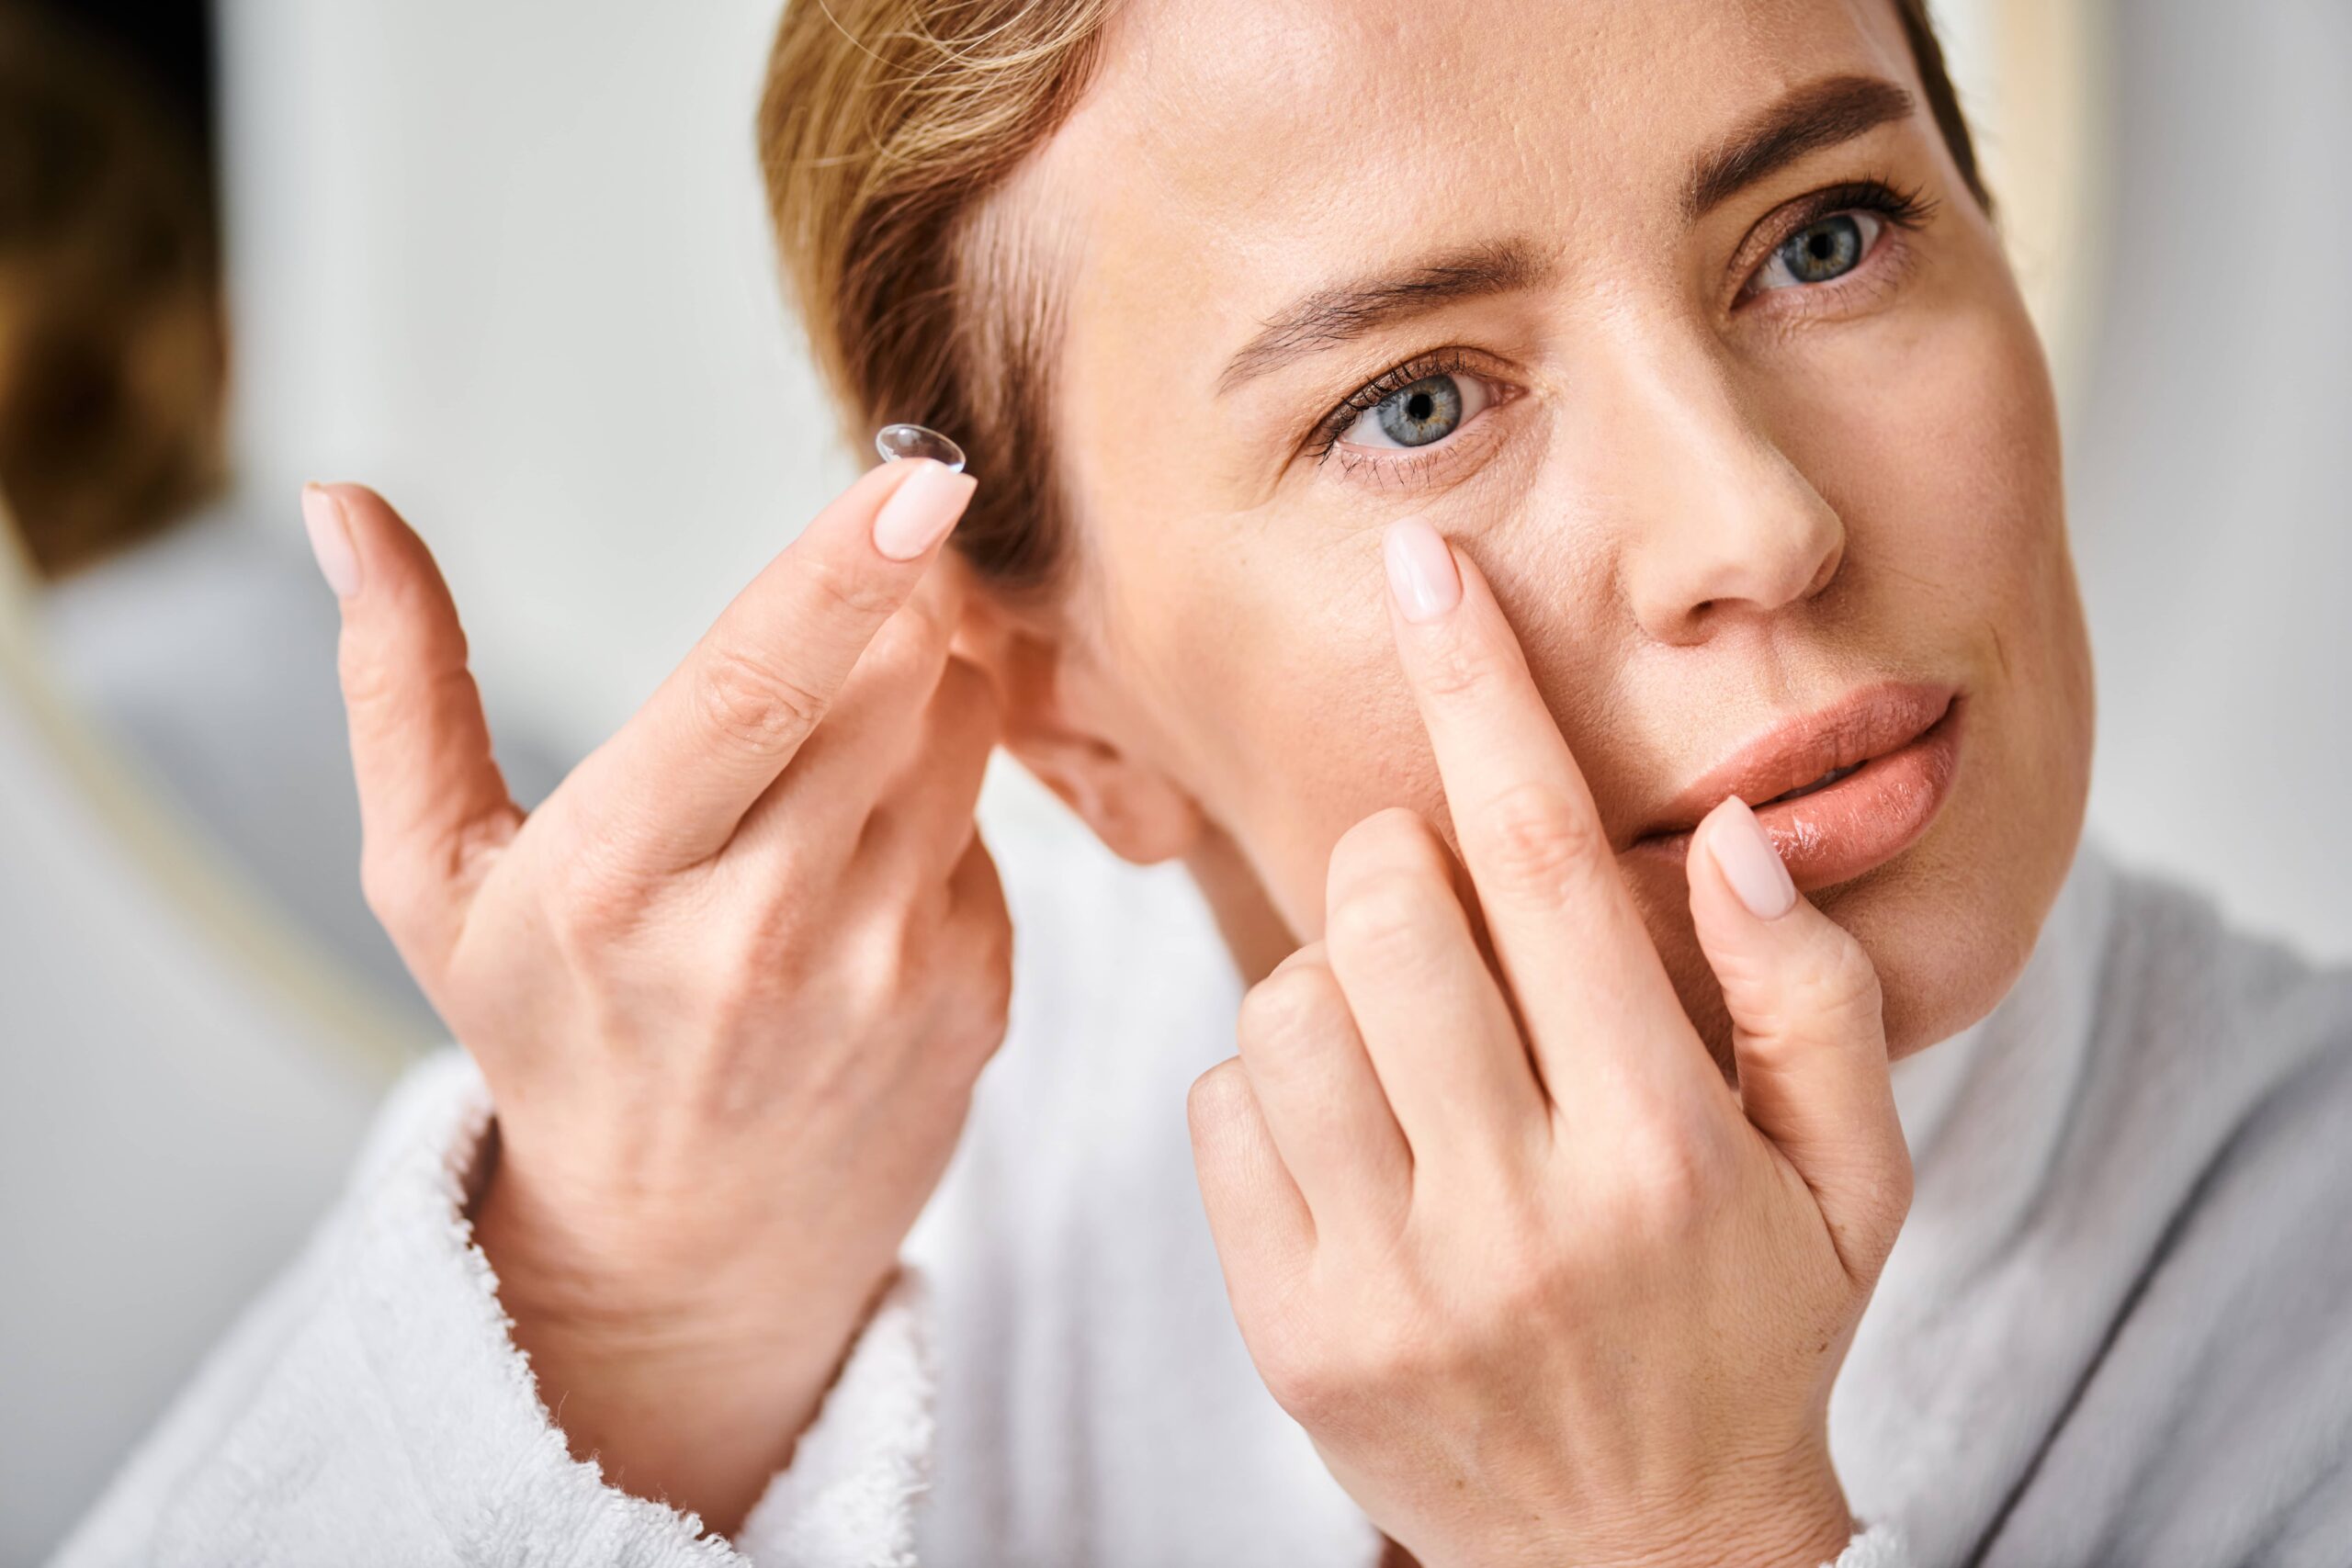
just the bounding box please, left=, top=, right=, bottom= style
left=582, top=455, right=977, bottom=871
left=1379, top=515, right=1713, bottom=1111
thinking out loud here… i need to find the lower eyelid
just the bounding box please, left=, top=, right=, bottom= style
left=1741, top=220, right=1912, bottom=312
left=1343, top=374, right=1495, bottom=451
left=1329, top=384, right=1518, bottom=487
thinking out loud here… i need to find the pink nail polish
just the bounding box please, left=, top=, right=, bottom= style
left=872, top=460, right=976, bottom=561
left=1384, top=517, right=1462, bottom=623
left=300, top=485, right=361, bottom=599
left=1708, top=796, right=1797, bottom=919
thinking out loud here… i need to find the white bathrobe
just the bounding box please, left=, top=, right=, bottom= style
left=48, top=786, right=2352, bottom=1568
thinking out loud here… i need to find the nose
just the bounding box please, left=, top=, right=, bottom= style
left=1601, top=340, right=1846, bottom=646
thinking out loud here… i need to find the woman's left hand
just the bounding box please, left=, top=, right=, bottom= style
left=1186, top=518, right=1913, bottom=1568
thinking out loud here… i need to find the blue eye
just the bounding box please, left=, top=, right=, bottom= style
left=1340, top=372, right=1491, bottom=450
left=1755, top=210, right=1884, bottom=290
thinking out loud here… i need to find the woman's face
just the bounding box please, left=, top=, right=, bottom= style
left=990, top=0, right=2094, bottom=1062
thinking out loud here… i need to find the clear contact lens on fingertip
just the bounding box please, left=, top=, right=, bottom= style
left=875, top=422, right=967, bottom=473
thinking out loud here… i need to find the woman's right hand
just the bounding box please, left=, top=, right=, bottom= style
left=300, top=457, right=1007, bottom=1534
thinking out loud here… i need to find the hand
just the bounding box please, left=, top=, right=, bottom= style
left=1186, top=518, right=1911, bottom=1568
left=301, top=457, right=1008, bottom=1534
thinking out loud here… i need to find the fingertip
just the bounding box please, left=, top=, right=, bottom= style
left=1698, top=795, right=1797, bottom=921
left=1382, top=515, right=1462, bottom=625
left=872, top=458, right=978, bottom=561
left=308, top=482, right=431, bottom=581
left=300, top=482, right=361, bottom=600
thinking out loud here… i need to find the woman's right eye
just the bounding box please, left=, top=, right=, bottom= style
left=1339, top=372, right=1494, bottom=451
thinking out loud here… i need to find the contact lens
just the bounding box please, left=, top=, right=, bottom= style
left=875, top=423, right=967, bottom=472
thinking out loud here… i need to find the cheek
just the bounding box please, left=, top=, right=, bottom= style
left=1780, top=265, right=2089, bottom=769
left=1751, top=287, right=2094, bottom=1055
left=1107, top=524, right=1445, bottom=932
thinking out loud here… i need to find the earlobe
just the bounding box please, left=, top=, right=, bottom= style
left=1009, top=728, right=1204, bottom=866
left=954, top=588, right=1204, bottom=867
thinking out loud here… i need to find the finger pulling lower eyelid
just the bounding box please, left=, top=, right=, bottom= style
left=1383, top=517, right=1463, bottom=624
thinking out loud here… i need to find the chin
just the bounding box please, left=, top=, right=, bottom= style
left=1816, top=854, right=2048, bottom=1065
left=1655, top=796, right=2083, bottom=1077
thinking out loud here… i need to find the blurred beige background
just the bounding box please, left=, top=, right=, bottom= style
left=4, top=0, right=2348, bottom=1559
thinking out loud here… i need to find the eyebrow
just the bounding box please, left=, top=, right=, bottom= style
left=1215, top=240, right=1549, bottom=396
left=1214, top=73, right=1917, bottom=398
left=1683, top=73, right=1917, bottom=219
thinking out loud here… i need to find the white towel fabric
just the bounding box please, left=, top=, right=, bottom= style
left=50, top=805, right=2352, bottom=1568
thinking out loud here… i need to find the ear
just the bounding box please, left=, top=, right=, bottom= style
left=949, top=574, right=1205, bottom=867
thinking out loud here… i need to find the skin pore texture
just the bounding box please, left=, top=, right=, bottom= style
left=980, top=0, right=2097, bottom=1069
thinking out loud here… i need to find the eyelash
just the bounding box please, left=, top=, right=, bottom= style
left=1306, top=175, right=1939, bottom=478
left=1306, top=345, right=1491, bottom=467
left=1735, top=175, right=1938, bottom=304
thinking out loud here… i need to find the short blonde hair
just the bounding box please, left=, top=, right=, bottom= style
left=757, top=0, right=1983, bottom=601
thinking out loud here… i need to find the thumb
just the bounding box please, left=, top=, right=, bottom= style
left=1685, top=794, right=1912, bottom=1284
left=302, top=482, right=521, bottom=971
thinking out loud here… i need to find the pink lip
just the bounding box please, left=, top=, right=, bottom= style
left=1624, top=681, right=1965, bottom=892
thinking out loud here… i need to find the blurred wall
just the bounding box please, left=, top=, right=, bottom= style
left=0, top=581, right=390, bottom=1562
left=216, top=0, right=854, bottom=750
left=2064, top=0, right=2352, bottom=960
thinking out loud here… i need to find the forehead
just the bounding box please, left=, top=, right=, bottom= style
left=1012, top=0, right=1917, bottom=384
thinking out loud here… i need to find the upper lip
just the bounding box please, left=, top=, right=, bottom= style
left=1629, top=679, right=1959, bottom=843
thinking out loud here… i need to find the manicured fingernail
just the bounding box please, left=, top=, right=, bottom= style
left=1384, top=516, right=1461, bottom=624
left=1708, top=796, right=1797, bottom=919
left=872, top=459, right=977, bottom=561
left=300, top=484, right=361, bottom=599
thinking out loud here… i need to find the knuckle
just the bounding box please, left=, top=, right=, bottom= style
left=1351, top=1312, right=1444, bottom=1397
left=1262, top=1359, right=1349, bottom=1428
left=1414, top=624, right=1508, bottom=700
left=1749, top=932, right=1886, bottom=1056
left=1806, top=933, right=1885, bottom=1025
left=1608, top=1118, right=1729, bottom=1237
left=1186, top=1057, right=1254, bottom=1141
left=694, top=646, right=830, bottom=755
left=1255, top=1291, right=1454, bottom=1424
left=1480, top=779, right=1604, bottom=904
left=706, top=913, right=807, bottom=1008
left=1323, top=870, right=1449, bottom=971
left=1251, top=1334, right=1331, bottom=1421
left=1329, top=806, right=1441, bottom=877
left=1236, top=965, right=1341, bottom=1060
left=544, top=844, right=652, bottom=955
left=336, top=644, right=400, bottom=715
left=1485, top=1239, right=1573, bottom=1320
left=803, top=549, right=904, bottom=621
left=1256, top=1322, right=1390, bottom=1426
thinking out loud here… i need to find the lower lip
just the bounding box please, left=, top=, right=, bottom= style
left=1629, top=695, right=1966, bottom=892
